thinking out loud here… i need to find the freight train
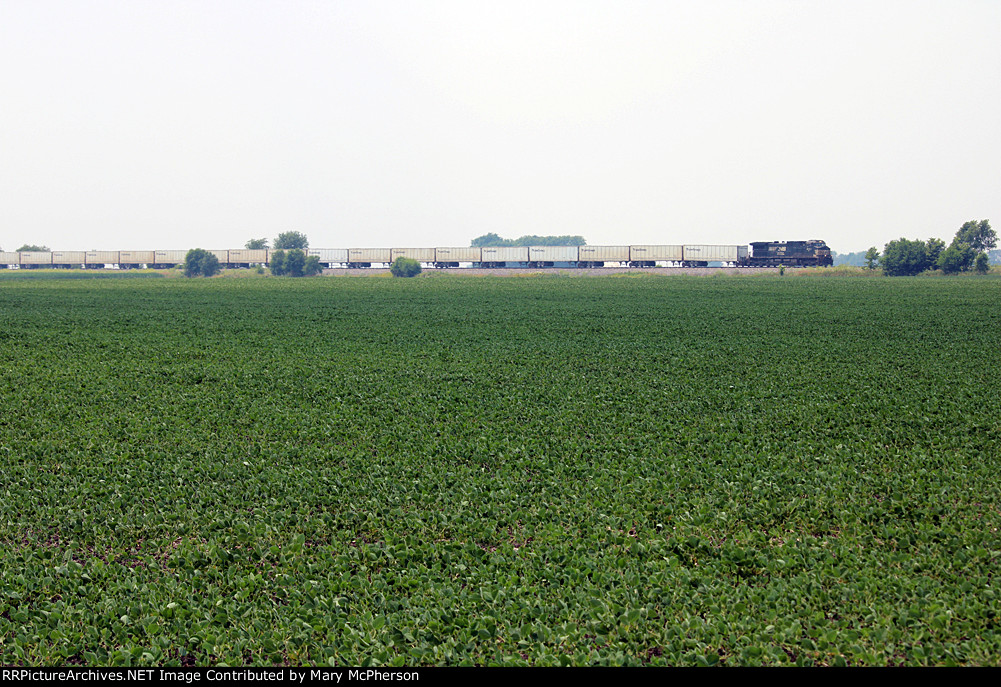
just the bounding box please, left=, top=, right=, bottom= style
left=0, top=240, right=832, bottom=270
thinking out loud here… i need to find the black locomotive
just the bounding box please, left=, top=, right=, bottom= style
left=746, top=240, right=833, bottom=267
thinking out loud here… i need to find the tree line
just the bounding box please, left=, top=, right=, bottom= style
left=185, top=230, right=420, bottom=277
left=470, top=233, right=587, bottom=247
left=865, top=220, right=995, bottom=276
left=184, top=231, right=320, bottom=277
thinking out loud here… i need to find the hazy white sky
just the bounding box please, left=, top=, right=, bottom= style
left=2, top=0, right=998, bottom=253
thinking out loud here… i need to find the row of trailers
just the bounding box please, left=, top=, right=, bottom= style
left=0, top=249, right=270, bottom=270
left=1, top=245, right=751, bottom=270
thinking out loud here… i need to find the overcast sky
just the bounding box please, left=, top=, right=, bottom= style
left=2, top=0, right=998, bottom=253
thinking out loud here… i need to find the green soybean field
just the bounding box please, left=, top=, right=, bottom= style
left=1, top=274, right=999, bottom=666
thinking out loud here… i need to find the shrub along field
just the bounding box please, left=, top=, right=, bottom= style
left=1, top=275, right=999, bottom=666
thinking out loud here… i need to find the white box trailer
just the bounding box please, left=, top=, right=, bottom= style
left=391, top=247, right=436, bottom=262
left=51, top=251, right=86, bottom=266
left=154, top=250, right=187, bottom=267
left=480, top=246, right=528, bottom=264
left=682, top=245, right=746, bottom=263
left=528, top=246, right=578, bottom=263
left=0, top=251, right=19, bottom=267
left=119, top=250, right=155, bottom=267
left=347, top=248, right=391, bottom=265
left=579, top=245, right=629, bottom=263
left=629, top=245, right=683, bottom=263
left=86, top=251, right=120, bottom=267
left=20, top=251, right=52, bottom=266
left=435, top=247, right=481, bottom=264
left=308, top=248, right=348, bottom=265
left=228, top=249, right=269, bottom=265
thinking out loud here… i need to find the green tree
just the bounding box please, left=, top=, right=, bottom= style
left=284, top=249, right=306, bottom=277
left=269, top=249, right=287, bottom=276
left=925, top=237, right=946, bottom=266
left=245, top=238, right=269, bottom=250
left=274, top=231, right=309, bottom=250
left=304, top=255, right=322, bottom=276
left=183, top=249, right=221, bottom=277
left=954, top=219, right=996, bottom=253
left=864, top=247, right=879, bottom=271
left=17, top=244, right=50, bottom=252
left=390, top=257, right=422, bottom=277
left=881, top=238, right=929, bottom=276
left=974, top=252, right=990, bottom=274
left=938, top=243, right=974, bottom=274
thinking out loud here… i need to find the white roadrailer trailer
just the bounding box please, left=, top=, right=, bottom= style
left=307, top=249, right=348, bottom=266
left=85, top=251, right=120, bottom=268
left=119, top=250, right=155, bottom=268
left=229, top=249, right=269, bottom=266
left=19, top=251, right=52, bottom=266
left=153, top=250, right=188, bottom=268
left=51, top=251, right=86, bottom=267
left=628, top=245, right=684, bottom=265
left=682, top=245, right=748, bottom=265
left=391, top=247, right=436, bottom=263
left=578, top=245, right=630, bottom=265
left=347, top=248, right=392, bottom=267
left=528, top=246, right=578, bottom=265
left=434, top=247, right=481, bottom=266
left=480, top=246, right=529, bottom=266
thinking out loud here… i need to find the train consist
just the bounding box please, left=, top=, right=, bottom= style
left=0, top=240, right=832, bottom=270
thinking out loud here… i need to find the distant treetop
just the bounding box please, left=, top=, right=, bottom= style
left=273, top=231, right=309, bottom=250
left=471, top=233, right=586, bottom=247
left=954, top=219, right=995, bottom=254
left=245, top=238, right=269, bottom=250
left=17, top=244, right=50, bottom=252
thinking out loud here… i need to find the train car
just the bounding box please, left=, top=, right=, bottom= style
left=6, top=239, right=835, bottom=271
left=480, top=246, right=528, bottom=267
left=579, top=245, right=629, bottom=267
left=629, top=245, right=683, bottom=267
left=119, top=250, right=155, bottom=269
left=528, top=246, right=578, bottom=267
left=52, top=251, right=85, bottom=268
left=20, top=251, right=52, bottom=268
left=153, top=250, right=187, bottom=268
left=86, top=251, right=120, bottom=269
left=683, top=245, right=747, bottom=267
left=747, top=240, right=833, bottom=267
left=347, top=248, right=391, bottom=268
left=434, top=247, right=481, bottom=268
left=229, top=249, right=269, bottom=267
left=391, top=247, right=436, bottom=264
left=307, top=249, right=348, bottom=267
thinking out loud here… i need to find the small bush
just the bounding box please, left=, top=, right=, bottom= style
left=938, top=244, right=973, bottom=275
left=882, top=238, right=930, bottom=276
left=390, top=257, right=422, bottom=278
left=270, top=249, right=321, bottom=277
left=183, top=249, right=221, bottom=277
left=304, top=255, right=322, bottom=276
left=270, top=250, right=286, bottom=276
left=284, top=249, right=306, bottom=277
